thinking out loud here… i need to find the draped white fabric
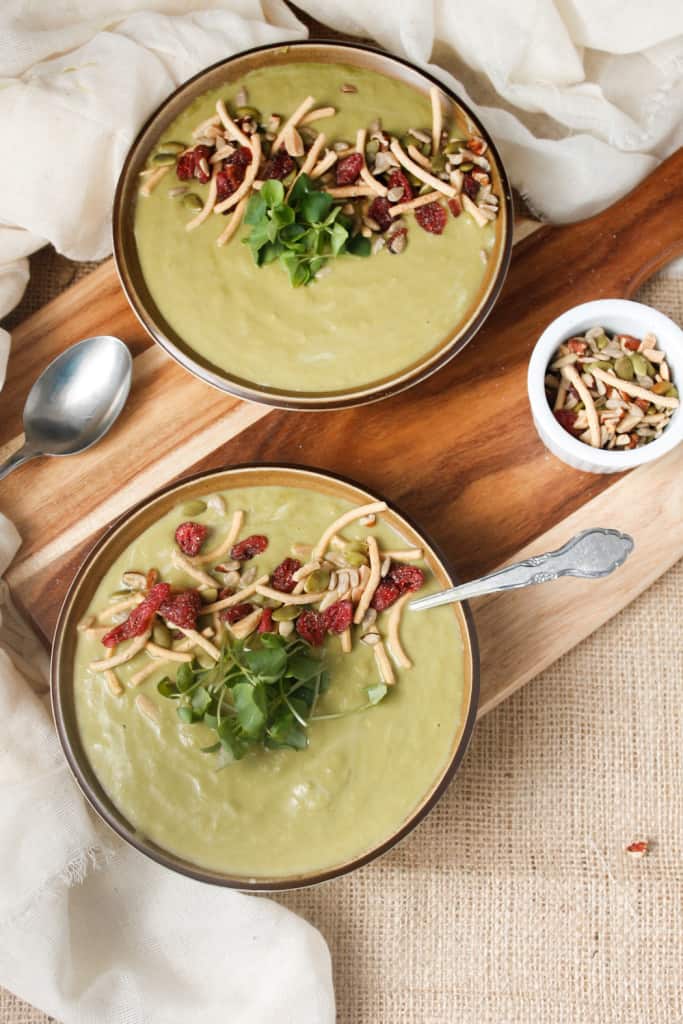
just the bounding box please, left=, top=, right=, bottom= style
left=0, top=2, right=681, bottom=1020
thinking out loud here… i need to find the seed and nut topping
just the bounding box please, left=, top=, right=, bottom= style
left=545, top=327, right=679, bottom=450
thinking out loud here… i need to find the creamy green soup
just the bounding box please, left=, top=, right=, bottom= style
left=73, top=484, right=467, bottom=879
left=134, top=61, right=498, bottom=394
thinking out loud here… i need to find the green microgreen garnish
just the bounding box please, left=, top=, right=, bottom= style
left=243, top=175, right=371, bottom=287
left=157, top=632, right=388, bottom=763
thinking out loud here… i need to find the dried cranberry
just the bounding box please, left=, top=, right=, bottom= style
left=554, top=410, right=580, bottom=435
left=230, top=534, right=268, bottom=561
left=368, top=196, right=393, bottom=232
left=262, top=151, right=296, bottom=180
left=295, top=610, right=326, bottom=647
left=448, top=197, right=462, bottom=218
left=220, top=603, right=254, bottom=625
left=159, top=589, right=203, bottom=630
left=335, top=152, right=363, bottom=186
left=388, top=563, right=425, bottom=594
left=386, top=170, right=413, bottom=203
left=176, top=145, right=212, bottom=183
left=415, top=201, right=447, bottom=235
left=102, top=582, right=171, bottom=647
left=371, top=580, right=401, bottom=612
left=216, top=146, right=252, bottom=201
left=175, top=521, right=208, bottom=557
left=176, top=151, right=195, bottom=181
left=462, top=174, right=479, bottom=201
left=258, top=607, right=274, bottom=634
left=270, top=557, right=302, bottom=594
left=323, top=600, right=353, bottom=634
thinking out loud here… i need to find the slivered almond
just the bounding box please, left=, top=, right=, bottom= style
left=390, top=190, right=441, bottom=218
left=389, top=139, right=455, bottom=197
left=313, top=502, right=387, bottom=560
left=186, top=169, right=218, bottom=232
left=216, top=100, right=250, bottom=148
left=300, top=106, right=336, bottom=125
left=202, top=575, right=269, bottom=613
left=89, top=632, right=150, bottom=672
left=216, top=195, right=247, bottom=247
left=272, top=95, right=316, bottom=153
left=387, top=592, right=412, bottom=669
left=373, top=639, right=396, bottom=685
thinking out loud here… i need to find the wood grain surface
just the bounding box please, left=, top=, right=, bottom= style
left=1, top=148, right=682, bottom=722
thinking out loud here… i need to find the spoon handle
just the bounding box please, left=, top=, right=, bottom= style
left=409, top=528, right=634, bottom=611
left=0, top=444, right=38, bottom=482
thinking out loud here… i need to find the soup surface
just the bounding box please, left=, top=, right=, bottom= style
left=73, top=483, right=467, bottom=878
left=133, top=61, right=499, bottom=393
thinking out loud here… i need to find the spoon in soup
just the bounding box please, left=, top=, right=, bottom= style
left=0, top=335, right=132, bottom=481
left=409, top=528, right=634, bottom=611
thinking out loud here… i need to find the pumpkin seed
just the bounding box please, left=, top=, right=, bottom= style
left=158, top=140, right=185, bottom=154
left=182, top=193, right=203, bottom=212
left=587, top=360, right=613, bottom=372
left=234, top=105, right=261, bottom=121
left=614, top=356, right=635, bottom=381
left=305, top=569, right=330, bottom=592
left=365, top=138, right=380, bottom=159
left=200, top=587, right=218, bottom=604
left=630, top=352, right=654, bottom=376
left=121, top=571, right=147, bottom=590
left=272, top=605, right=301, bottom=622
left=667, top=385, right=679, bottom=399
left=152, top=152, right=178, bottom=166
left=595, top=333, right=610, bottom=349
left=344, top=550, right=369, bottom=568
left=181, top=499, right=207, bottom=515
left=459, top=161, right=474, bottom=171
left=152, top=622, right=172, bottom=648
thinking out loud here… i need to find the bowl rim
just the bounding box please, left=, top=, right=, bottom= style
left=51, top=463, right=480, bottom=891
left=113, top=38, right=514, bottom=411
left=528, top=298, right=683, bottom=471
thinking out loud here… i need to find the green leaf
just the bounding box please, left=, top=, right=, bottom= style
left=280, top=223, right=308, bottom=246
left=288, top=173, right=312, bottom=207
left=176, top=662, right=194, bottom=692
left=260, top=179, right=285, bottom=208
left=366, top=683, right=388, bottom=705
left=267, top=711, right=308, bottom=750
left=288, top=652, right=324, bottom=682
left=243, top=645, right=287, bottom=679
left=261, top=241, right=282, bottom=264
left=271, top=204, right=295, bottom=229
left=346, top=234, right=371, bottom=257
left=191, top=686, right=212, bottom=714
left=232, top=682, right=267, bottom=738
left=157, top=677, right=178, bottom=698
left=177, top=705, right=194, bottom=724
left=244, top=193, right=267, bottom=225
left=218, top=717, right=249, bottom=760
left=302, top=191, right=333, bottom=225
left=330, top=221, right=348, bottom=256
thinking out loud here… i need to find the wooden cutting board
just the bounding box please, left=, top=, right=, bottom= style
left=1, top=148, right=682, bottom=717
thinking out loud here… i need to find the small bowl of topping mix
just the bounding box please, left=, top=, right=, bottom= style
left=528, top=299, right=682, bottom=473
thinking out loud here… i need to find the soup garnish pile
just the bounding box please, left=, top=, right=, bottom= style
left=140, top=77, right=500, bottom=287
left=80, top=495, right=425, bottom=763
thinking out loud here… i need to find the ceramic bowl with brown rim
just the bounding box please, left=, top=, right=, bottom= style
left=113, top=40, right=513, bottom=410
left=51, top=465, right=479, bottom=891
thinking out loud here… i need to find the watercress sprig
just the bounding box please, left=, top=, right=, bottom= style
left=243, top=175, right=371, bottom=287
left=157, top=632, right=387, bottom=763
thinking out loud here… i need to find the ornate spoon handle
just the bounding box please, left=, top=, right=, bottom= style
left=409, top=528, right=634, bottom=612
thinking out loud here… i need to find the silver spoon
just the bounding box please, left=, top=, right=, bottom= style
left=0, top=335, right=132, bottom=481
left=409, top=528, right=634, bottom=611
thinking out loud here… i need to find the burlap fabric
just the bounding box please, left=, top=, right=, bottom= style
left=1, top=255, right=681, bottom=1024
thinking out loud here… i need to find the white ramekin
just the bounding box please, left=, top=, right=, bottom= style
left=527, top=299, right=683, bottom=474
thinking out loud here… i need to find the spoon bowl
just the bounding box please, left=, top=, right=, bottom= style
left=0, top=336, right=132, bottom=480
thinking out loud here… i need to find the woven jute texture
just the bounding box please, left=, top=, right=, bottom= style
left=1, top=253, right=681, bottom=1024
